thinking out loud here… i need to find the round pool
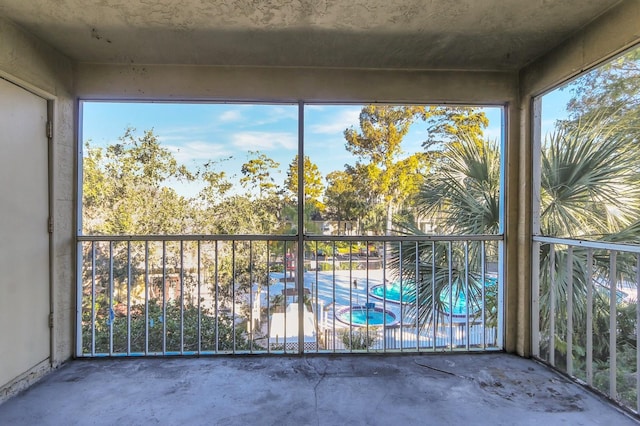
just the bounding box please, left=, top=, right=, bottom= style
left=335, top=305, right=398, bottom=327
left=369, top=281, right=416, bottom=304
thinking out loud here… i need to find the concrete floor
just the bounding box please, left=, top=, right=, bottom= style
left=0, top=353, right=637, bottom=426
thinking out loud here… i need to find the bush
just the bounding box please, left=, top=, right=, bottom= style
left=340, top=327, right=379, bottom=350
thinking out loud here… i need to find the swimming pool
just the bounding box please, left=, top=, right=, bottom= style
left=335, top=304, right=398, bottom=327
left=369, top=281, right=417, bottom=304
left=369, top=278, right=498, bottom=317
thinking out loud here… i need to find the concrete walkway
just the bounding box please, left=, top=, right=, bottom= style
left=0, top=353, right=636, bottom=425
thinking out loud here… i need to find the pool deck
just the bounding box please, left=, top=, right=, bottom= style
left=0, top=353, right=637, bottom=425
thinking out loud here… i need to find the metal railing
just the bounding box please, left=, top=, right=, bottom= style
left=532, top=236, right=640, bottom=412
left=77, top=234, right=504, bottom=357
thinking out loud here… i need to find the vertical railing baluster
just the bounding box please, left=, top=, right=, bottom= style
left=566, top=246, right=573, bottom=377
left=431, top=241, right=436, bottom=351
left=609, top=251, right=617, bottom=400
left=636, top=254, right=640, bottom=411
left=481, top=241, right=486, bottom=350
left=549, top=244, right=556, bottom=366
left=415, top=241, right=419, bottom=351
left=197, top=240, right=201, bottom=355
left=266, top=241, right=271, bottom=354
left=232, top=240, right=236, bottom=354
left=448, top=241, right=453, bottom=351
left=162, top=241, right=166, bottom=355
left=464, top=241, right=469, bottom=351
left=315, top=240, right=320, bottom=354
left=497, top=240, right=505, bottom=349
left=127, top=241, right=131, bottom=355
left=349, top=243, right=353, bottom=352
left=332, top=241, right=336, bottom=352
left=109, top=241, right=114, bottom=356
left=383, top=241, right=387, bottom=353
left=215, top=240, right=219, bottom=353
left=144, top=241, right=149, bottom=356
left=283, top=241, right=287, bottom=354
left=91, top=241, right=96, bottom=356
left=365, top=241, right=370, bottom=353
left=586, top=249, right=593, bottom=386
left=249, top=241, right=253, bottom=353
left=180, top=240, right=184, bottom=355
left=399, top=242, right=403, bottom=352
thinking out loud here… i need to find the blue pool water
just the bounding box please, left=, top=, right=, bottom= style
left=336, top=305, right=397, bottom=326
left=370, top=281, right=417, bottom=304
left=369, top=278, right=497, bottom=316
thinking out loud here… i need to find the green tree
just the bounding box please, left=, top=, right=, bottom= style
left=564, top=48, right=640, bottom=128
left=419, top=106, right=490, bottom=149
left=324, top=169, right=367, bottom=234
left=196, top=158, right=233, bottom=207
left=240, top=151, right=281, bottom=199
left=344, top=105, right=427, bottom=235
left=83, top=128, right=193, bottom=235
left=284, top=154, right=324, bottom=210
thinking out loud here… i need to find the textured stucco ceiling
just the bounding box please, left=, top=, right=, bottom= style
left=0, top=0, right=623, bottom=70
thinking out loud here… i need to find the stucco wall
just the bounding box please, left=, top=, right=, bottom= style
left=515, top=0, right=640, bottom=356
left=75, top=64, right=518, bottom=104
left=0, top=17, right=75, bottom=396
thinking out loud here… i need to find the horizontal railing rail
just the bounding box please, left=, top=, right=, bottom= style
left=77, top=234, right=504, bottom=357
left=77, top=234, right=503, bottom=242
left=532, top=236, right=640, bottom=412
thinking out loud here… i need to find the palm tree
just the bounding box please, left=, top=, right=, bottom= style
left=536, top=114, right=640, bottom=367
left=389, top=135, right=501, bottom=331
left=392, top=114, right=640, bottom=342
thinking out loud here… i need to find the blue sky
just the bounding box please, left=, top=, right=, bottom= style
left=81, top=101, right=552, bottom=198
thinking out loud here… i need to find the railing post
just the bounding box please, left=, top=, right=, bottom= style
left=91, top=241, right=96, bottom=357
left=566, top=246, right=573, bottom=377
left=586, top=249, right=593, bottom=386
left=179, top=240, right=184, bottom=355
left=481, top=241, right=486, bottom=350
left=549, top=244, right=555, bottom=366
left=197, top=240, right=201, bottom=355
left=609, top=251, right=617, bottom=400
left=297, top=101, right=305, bottom=355
left=162, top=241, right=166, bottom=355
left=448, top=241, right=453, bottom=351
left=127, top=241, right=132, bottom=356
left=75, top=241, right=84, bottom=357
left=144, top=241, right=149, bottom=356
left=109, top=241, right=114, bottom=356
left=531, top=241, right=540, bottom=357
left=636, top=254, right=640, bottom=411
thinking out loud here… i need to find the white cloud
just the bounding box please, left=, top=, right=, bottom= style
left=165, top=141, right=233, bottom=164
left=218, top=109, right=243, bottom=122
left=231, top=131, right=297, bottom=151
left=159, top=123, right=219, bottom=137
left=309, top=108, right=360, bottom=134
